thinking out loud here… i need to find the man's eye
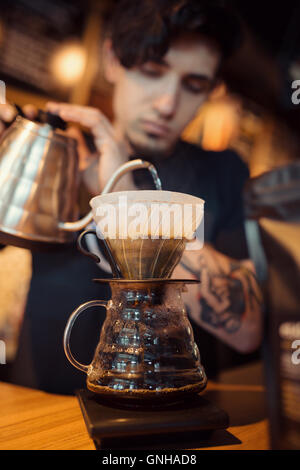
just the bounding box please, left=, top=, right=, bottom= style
left=184, top=81, right=211, bottom=94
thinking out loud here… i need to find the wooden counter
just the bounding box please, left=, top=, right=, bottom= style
left=0, top=363, right=269, bottom=450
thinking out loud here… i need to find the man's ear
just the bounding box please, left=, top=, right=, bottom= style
left=102, top=38, right=121, bottom=84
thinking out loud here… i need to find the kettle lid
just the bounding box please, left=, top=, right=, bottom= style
left=12, top=104, right=67, bottom=131
left=34, top=109, right=67, bottom=131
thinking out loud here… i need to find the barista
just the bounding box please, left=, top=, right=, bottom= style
left=0, top=0, right=262, bottom=393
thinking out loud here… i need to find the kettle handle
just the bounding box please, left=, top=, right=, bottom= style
left=63, top=300, right=107, bottom=373
left=57, top=159, right=162, bottom=233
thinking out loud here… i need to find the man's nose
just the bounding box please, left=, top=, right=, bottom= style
left=152, top=80, right=179, bottom=118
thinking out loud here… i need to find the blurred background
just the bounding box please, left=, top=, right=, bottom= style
left=0, top=2, right=299, bottom=448
left=0, top=0, right=299, bottom=177
left=0, top=0, right=300, bottom=364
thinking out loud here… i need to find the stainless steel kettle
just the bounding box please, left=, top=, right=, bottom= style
left=0, top=112, right=160, bottom=249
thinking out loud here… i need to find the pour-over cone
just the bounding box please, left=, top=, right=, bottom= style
left=90, top=190, right=204, bottom=279
left=106, top=238, right=186, bottom=279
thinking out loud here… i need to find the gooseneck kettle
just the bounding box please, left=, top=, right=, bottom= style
left=0, top=109, right=159, bottom=249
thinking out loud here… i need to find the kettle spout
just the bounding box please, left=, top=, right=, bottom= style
left=58, top=159, right=162, bottom=232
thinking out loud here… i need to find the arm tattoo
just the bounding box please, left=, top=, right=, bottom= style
left=181, top=255, right=262, bottom=334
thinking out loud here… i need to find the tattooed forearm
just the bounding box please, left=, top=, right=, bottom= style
left=181, top=248, right=263, bottom=335
left=199, top=272, right=245, bottom=333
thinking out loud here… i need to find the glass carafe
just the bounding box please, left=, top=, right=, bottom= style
left=64, top=279, right=207, bottom=404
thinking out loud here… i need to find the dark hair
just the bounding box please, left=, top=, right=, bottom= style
left=104, top=0, right=242, bottom=70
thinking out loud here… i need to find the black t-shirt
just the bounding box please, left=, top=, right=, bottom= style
left=4, top=140, right=254, bottom=394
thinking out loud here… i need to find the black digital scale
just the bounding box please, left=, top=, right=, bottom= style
left=76, top=389, right=229, bottom=450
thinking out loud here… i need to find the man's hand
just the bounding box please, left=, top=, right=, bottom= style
left=0, top=102, right=136, bottom=195
left=46, top=102, right=136, bottom=194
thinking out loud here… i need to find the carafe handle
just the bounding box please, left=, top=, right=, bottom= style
left=77, top=229, right=121, bottom=278
left=63, top=300, right=107, bottom=373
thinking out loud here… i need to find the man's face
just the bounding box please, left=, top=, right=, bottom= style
left=109, top=34, right=220, bottom=158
